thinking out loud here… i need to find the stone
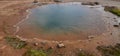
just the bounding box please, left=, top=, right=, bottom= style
left=113, top=24, right=119, bottom=27
left=97, top=42, right=100, bottom=44
left=40, top=41, right=47, bottom=45
left=110, top=33, right=112, bottom=35
left=113, top=21, right=119, bottom=27
left=57, top=43, right=65, bottom=48
left=54, top=0, right=62, bottom=2
left=48, top=46, right=54, bottom=50
left=113, top=18, right=116, bottom=19
left=79, top=49, right=82, bottom=51
left=82, top=2, right=99, bottom=6
left=34, top=43, right=39, bottom=46
left=118, top=19, right=120, bottom=25
left=94, top=2, right=100, bottom=5
left=88, top=35, right=95, bottom=39
left=33, top=0, right=38, bottom=3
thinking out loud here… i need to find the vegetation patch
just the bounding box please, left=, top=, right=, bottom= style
left=97, top=43, right=120, bottom=56
left=23, top=49, right=47, bottom=56
left=104, top=6, right=120, bottom=17
left=23, top=46, right=53, bottom=56
left=5, top=36, right=27, bottom=49
left=77, top=51, right=94, bottom=56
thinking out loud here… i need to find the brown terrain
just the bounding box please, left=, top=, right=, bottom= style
left=0, top=0, right=120, bottom=56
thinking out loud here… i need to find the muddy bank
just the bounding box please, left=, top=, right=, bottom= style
left=0, top=1, right=36, bottom=35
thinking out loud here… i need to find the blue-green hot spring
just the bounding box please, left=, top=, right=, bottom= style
left=17, top=2, right=107, bottom=41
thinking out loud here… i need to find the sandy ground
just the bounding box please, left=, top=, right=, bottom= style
left=0, top=0, right=120, bottom=56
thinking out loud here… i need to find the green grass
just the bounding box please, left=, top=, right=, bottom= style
left=109, top=8, right=120, bottom=17
left=105, top=7, right=120, bottom=17
left=23, top=46, right=53, bottom=56
left=97, top=43, right=120, bottom=56
left=23, top=49, right=47, bottom=56
left=5, top=36, right=27, bottom=49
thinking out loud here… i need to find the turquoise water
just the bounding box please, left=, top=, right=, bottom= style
left=18, top=2, right=106, bottom=40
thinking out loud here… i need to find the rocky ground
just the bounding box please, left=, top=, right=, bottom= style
left=0, top=0, right=120, bottom=56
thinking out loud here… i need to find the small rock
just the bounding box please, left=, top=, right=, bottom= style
left=94, top=2, right=100, bottom=5
left=34, top=43, right=39, bottom=46
left=88, top=35, right=95, bottom=39
left=40, top=41, right=47, bottom=45
left=113, top=24, right=119, bottom=27
left=33, top=0, right=38, bottom=3
left=110, top=33, right=112, bottom=35
left=79, top=49, right=82, bottom=51
left=54, top=0, right=62, bottom=2
left=82, top=2, right=99, bottom=6
left=48, top=46, right=54, bottom=50
left=113, top=18, right=116, bottom=19
left=57, top=43, right=65, bottom=48
left=97, top=42, right=100, bottom=44
left=114, top=20, right=118, bottom=22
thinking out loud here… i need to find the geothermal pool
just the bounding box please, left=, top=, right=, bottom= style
left=17, top=2, right=107, bottom=40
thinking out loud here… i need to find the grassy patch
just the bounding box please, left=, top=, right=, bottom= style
left=5, top=36, right=27, bottom=49
left=77, top=51, right=94, bottom=56
left=23, top=49, right=47, bottom=56
left=97, top=43, right=120, bottom=56
left=23, top=47, right=53, bottom=56
left=104, top=6, right=120, bottom=17
left=109, top=8, right=120, bottom=16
